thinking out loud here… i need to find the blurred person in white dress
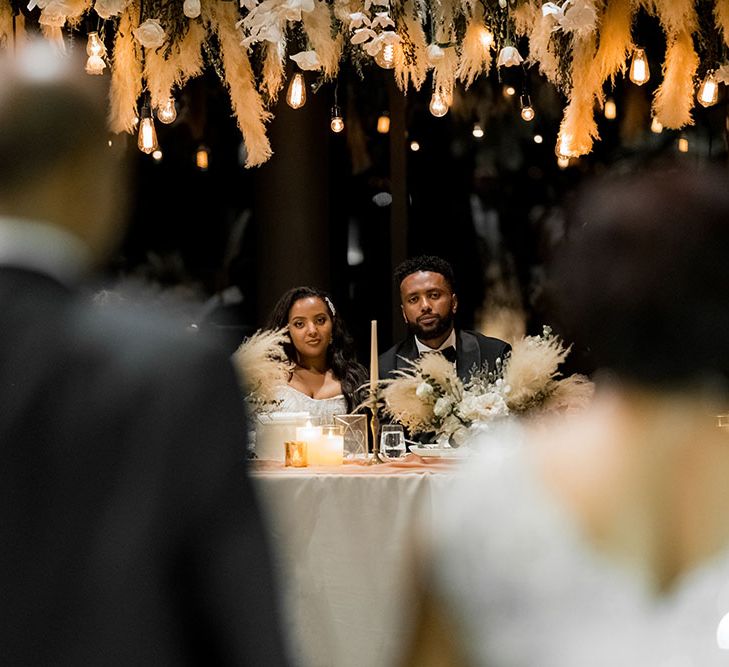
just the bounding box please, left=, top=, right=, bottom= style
left=404, top=168, right=729, bottom=666
left=264, top=286, right=367, bottom=421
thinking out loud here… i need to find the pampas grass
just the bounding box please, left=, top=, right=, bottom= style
left=302, top=0, right=341, bottom=78
left=261, top=41, right=286, bottom=102
left=457, top=10, right=493, bottom=89
left=541, top=374, right=595, bottom=415
left=651, top=0, right=697, bottom=34
left=594, top=0, right=634, bottom=84
left=233, top=328, right=292, bottom=404
left=433, top=46, right=459, bottom=104
left=144, top=47, right=176, bottom=109
left=382, top=352, right=464, bottom=434
left=715, top=0, right=729, bottom=46
left=109, top=3, right=143, bottom=134
left=0, top=2, right=13, bottom=49
left=652, top=30, right=698, bottom=129
left=557, top=34, right=600, bottom=157
left=174, top=19, right=205, bottom=83
left=204, top=0, right=272, bottom=167
left=524, top=9, right=561, bottom=85
left=502, top=331, right=571, bottom=412
left=394, top=1, right=428, bottom=92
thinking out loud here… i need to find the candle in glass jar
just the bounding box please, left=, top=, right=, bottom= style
left=314, top=427, right=343, bottom=466
left=296, top=420, right=322, bottom=462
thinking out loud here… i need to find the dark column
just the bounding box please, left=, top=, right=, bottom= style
left=388, top=75, right=408, bottom=343
left=254, top=78, right=330, bottom=325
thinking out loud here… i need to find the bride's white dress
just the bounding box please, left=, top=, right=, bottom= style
left=427, top=425, right=729, bottom=666
left=272, top=384, right=348, bottom=422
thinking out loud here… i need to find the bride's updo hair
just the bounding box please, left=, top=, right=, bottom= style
left=550, top=168, right=729, bottom=393
left=266, top=286, right=367, bottom=411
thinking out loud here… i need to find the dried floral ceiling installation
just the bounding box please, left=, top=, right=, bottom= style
left=1, top=0, right=728, bottom=166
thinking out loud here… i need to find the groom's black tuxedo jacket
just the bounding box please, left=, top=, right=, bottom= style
left=378, top=329, right=511, bottom=384
left=0, top=266, right=287, bottom=666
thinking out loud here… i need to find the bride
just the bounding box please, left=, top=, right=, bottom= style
left=264, top=286, right=367, bottom=421
left=405, top=169, right=729, bottom=666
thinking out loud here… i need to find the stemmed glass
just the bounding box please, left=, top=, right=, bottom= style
left=380, top=424, right=406, bottom=459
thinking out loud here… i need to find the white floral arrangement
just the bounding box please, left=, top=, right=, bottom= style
left=232, top=327, right=293, bottom=411
left=381, top=327, right=594, bottom=445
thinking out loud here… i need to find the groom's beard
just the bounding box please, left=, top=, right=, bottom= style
left=407, top=310, right=454, bottom=343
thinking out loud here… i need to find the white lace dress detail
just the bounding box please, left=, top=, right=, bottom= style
left=272, top=384, right=348, bottom=422
left=426, top=424, right=729, bottom=667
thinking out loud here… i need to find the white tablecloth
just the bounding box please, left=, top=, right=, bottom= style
left=251, top=462, right=455, bottom=667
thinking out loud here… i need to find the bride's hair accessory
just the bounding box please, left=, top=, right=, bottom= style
left=324, top=296, right=336, bottom=317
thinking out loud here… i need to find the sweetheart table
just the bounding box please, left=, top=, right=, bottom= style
left=250, top=455, right=459, bottom=667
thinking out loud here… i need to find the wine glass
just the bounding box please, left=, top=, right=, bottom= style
left=380, top=424, right=406, bottom=459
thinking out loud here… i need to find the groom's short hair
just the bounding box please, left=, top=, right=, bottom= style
left=394, top=255, right=456, bottom=293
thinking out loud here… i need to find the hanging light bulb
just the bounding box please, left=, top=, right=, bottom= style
left=557, top=156, right=570, bottom=169
left=196, top=145, right=209, bottom=170
left=86, top=31, right=104, bottom=57
left=478, top=26, right=494, bottom=51
left=377, top=112, right=390, bottom=134
left=429, top=90, right=449, bottom=117
left=137, top=101, right=158, bottom=154
left=555, top=131, right=574, bottom=159
left=533, top=134, right=543, bottom=144
left=472, top=123, right=484, bottom=138
left=678, top=136, right=689, bottom=153
left=286, top=72, right=307, bottom=109
left=85, top=55, right=106, bottom=75
left=374, top=42, right=396, bottom=69
left=697, top=71, right=719, bottom=107
left=520, top=94, right=535, bottom=121
left=650, top=117, right=663, bottom=134
left=409, top=140, right=420, bottom=151
left=156, top=97, right=177, bottom=124
left=504, top=85, right=516, bottom=97
left=152, top=149, right=163, bottom=162
left=330, top=105, right=344, bottom=133
left=604, top=98, right=617, bottom=120
left=629, top=47, right=650, bottom=85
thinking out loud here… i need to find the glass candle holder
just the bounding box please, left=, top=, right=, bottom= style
left=285, top=441, right=308, bottom=467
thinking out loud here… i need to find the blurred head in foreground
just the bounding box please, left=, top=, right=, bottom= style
left=551, top=167, right=729, bottom=397
left=0, top=39, right=126, bottom=264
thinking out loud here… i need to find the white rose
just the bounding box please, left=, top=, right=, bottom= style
left=183, top=0, right=201, bottom=18
left=433, top=396, right=453, bottom=417
left=133, top=18, right=166, bottom=49
left=94, top=0, right=128, bottom=19
left=415, top=382, right=434, bottom=399
left=496, top=45, right=523, bottom=67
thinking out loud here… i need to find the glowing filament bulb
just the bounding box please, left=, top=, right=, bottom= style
left=137, top=105, right=158, bottom=154
left=650, top=117, right=663, bottom=133
left=286, top=73, right=306, bottom=109
left=698, top=71, right=719, bottom=107
left=478, top=27, right=494, bottom=50
left=86, top=31, right=105, bottom=57
left=604, top=98, right=617, bottom=120
left=557, top=156, right=570, bottom=169
left=678, top=136, right=689, bottom=153
left=330, top=106, right=344, bottom=133
left=429, top=90, right=449, bottom=117
left=520, top=95, right=535, bottom=121
left=629, top=47, right=650, bottom=85
left=375, top=42, right=396, bottom=69
left=472, top=123, right=484, bottom=138
left=377, top=112, right=390, bottom=134
left=196, top=145, right=209, bottom=170
left=157, top=97, right=177, bottom=124
left=409, top=140, right=420, bottom=151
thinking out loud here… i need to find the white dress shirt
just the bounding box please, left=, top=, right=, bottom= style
left=414, top=328, right=456, bottom=355
left=0, top=216, right=91, bottom=285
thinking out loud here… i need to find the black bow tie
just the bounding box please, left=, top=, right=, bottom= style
left=422, top=346, right=457, bottom=363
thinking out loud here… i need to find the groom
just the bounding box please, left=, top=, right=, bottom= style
left=379, top=255, right=510, bottom=384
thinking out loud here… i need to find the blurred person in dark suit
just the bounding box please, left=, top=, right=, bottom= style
left=0, top=41, right=287, bottom=665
